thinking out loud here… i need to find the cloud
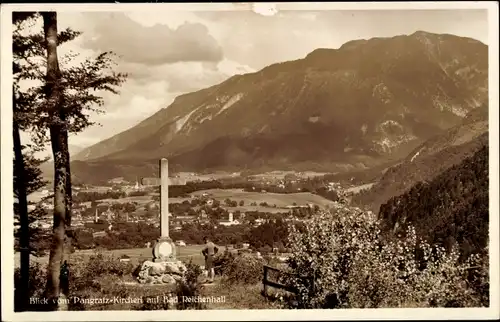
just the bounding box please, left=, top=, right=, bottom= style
left=116, top=58, right=255, bottom=93
left=80, top=12, right=224, bottom=65
left=194, top=9, right=488, bottom=70
left=69, top=57, right=254, bottom=146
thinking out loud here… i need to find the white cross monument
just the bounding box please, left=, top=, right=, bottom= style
left=150, top=158, right=186, bottom=262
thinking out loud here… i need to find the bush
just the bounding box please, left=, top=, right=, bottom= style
left=285, top=207, right=488, bottom=309
left=70, top=252, right=135, bottom=298
left=213, top=249, right=237, bottom=276
left=220, top=253, right=264, bottom=285
left=128, top=191, right=148, bottom=197
left=14, top=253, right=138, bottom=311
left=175, top=260, right=206, bottom=310
left=81, top=252, right=135, bottom=277
left=14, top=262, right=47, bottom=311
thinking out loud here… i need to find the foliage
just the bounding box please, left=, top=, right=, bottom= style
left=14, top=13, right=127, bottom=144
left=14, top=262, right=47, bottom=311
left=73, top=190, right=127, bottom=202
left=128, top=191, right=148, bottom=197
left=245, top=218, right=290, bottom=249
left=70, top=253, right=135, bottom=291
left=213, top=249, right=237, bottom=275
left=285, top=207, right=488, bottom=309
left=175, top=260, right=206, bottom=310
left=14, top=253, right=136, bottom=311
left=13, top=148, right=48, bottom=199
left=219, top=253, right=265, bottom=286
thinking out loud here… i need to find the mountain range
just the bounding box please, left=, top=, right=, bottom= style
left=69, top=30, right=488, bottom=184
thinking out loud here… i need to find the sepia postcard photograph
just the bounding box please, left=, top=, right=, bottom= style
left=1, top=2, right=499, bottom=321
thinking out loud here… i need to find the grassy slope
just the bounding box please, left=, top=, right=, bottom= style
left=14, top=245, right=207, bottom=268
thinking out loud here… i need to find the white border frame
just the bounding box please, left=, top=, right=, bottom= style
left=1, top=2, right=498, bottom=321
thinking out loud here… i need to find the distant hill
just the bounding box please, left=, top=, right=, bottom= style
left=378, top=144, right=489, bottom=257
left=68, top=31, right=488, bottom=183
left=68, top=144, right=85, bottom=157
left=39, top=144, right=87, bottom=180
left=352, top=104, right=488, bottom=212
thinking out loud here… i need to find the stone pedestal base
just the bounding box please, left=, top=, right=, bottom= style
left=136, top=260, right=187, bottom=285
left=152, top=237, right=177, bottom=262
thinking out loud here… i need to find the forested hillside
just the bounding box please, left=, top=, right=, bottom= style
left=353, top=130, right=488, bottom=212
left=379, top=144, right=489, bottom=258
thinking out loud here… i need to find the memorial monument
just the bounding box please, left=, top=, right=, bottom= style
left=136, top=158, right=188, bottom=285
left=152, top=158, right=177, bottom=262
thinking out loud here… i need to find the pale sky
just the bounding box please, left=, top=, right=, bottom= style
left=20, top=7, right=490, bottom=151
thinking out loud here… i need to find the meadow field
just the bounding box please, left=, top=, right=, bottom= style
left=190, top=189, right=335, bottom=208
left=345, top=182, right=375, bottom=194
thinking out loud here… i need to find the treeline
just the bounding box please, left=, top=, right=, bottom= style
left=72, top=222, right=160, bottom=250
left=161, top=177, right=345, bottom=202
left=379, top=144, right=489, bottom=258
left=170, top=218, right=293, bottom=252
left=73, top=191, right=127, bottom=203
left=163, top=181, right=227, bottom=197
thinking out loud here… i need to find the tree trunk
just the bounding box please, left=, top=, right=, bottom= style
left=65, top=137, right=72, bottom=229
left=43, top=12, right=67, bottom=310
left=62, top=133, right=72, bottom=268
left=13, top=118, right=30, bottom=312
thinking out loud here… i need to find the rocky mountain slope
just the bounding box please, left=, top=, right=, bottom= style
left=351, top=103, right=488, bottom=212
left=353, top=105, right=489, bottom=211
left=72, top=31, right=488, bottom=183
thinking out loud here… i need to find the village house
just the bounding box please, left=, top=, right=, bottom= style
left=134, top=179, right=144, bottom=191
left=219, top=212, right=240, bottom=226
left=92, top=231, right=107, bottom=238
left=174, top=215, right=197, bottom=225
left=252, top=218, right=265, bottom=227
left=108, top=177, right=127, bottom=185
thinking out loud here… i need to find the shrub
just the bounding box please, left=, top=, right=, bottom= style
left=285, top=207, right=488, bottom=309
left=14, top=262, right=47, bottom=311
left=70, top=252, right=135, bottom=297
left=128, top=191, right=148, bottom=197
left=213, top=249, right=236, bottom=276
left=175, top=260, right=206, bottom=310
left=81, top=252, right=135, bottom=277
left=220, top=253, right=264, bottom=285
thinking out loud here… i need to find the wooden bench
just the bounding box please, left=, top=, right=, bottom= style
left=262, top=265, right=315, bottom=297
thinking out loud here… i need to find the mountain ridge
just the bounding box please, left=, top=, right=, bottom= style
left=352, top=103, right=488, bottom=212
left=379, top=143, right=489, bottom=257
left=70, top=31, right=488, bottom=183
